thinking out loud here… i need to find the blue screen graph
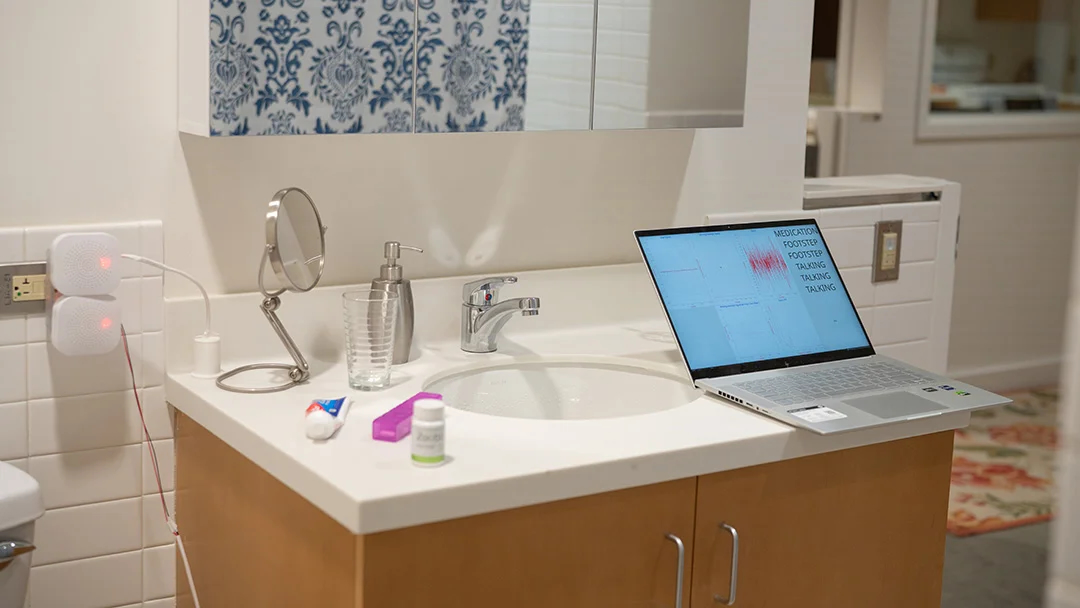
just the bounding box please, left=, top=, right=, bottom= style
left=639, top=223, right=870, bottom=371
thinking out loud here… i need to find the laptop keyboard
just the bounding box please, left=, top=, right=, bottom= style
left=733, top=362, right=936, bottom=406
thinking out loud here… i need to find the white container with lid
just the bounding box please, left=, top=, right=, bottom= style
left=0, top=462, right=44, bottom=607
left=411, top=399, right=446, bottom=467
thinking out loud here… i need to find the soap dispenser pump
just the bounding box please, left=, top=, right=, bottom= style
left=372, top=241, right=423, bottom=365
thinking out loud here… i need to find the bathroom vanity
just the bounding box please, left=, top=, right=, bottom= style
left=165, top=264, right=964, bottom=608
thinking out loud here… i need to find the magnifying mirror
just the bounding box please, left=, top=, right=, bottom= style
left=218, top=188, right=328, bottom=393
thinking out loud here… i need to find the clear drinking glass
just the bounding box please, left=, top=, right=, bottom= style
left=343, top=290, right=399, bottom=391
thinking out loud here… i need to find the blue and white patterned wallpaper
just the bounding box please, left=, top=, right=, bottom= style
left=209, top=0, right=529, bottom=135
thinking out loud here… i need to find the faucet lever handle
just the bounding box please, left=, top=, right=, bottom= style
left=463, top=276, right=518, bottom=306
left=0, top=541, right=35, bottom=573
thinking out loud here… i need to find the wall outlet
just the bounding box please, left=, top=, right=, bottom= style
left=872, top=220, right=903, bottom=283
left=1, top=262, right=48, bottom=316
left=12, top=274, right=47, bottom=302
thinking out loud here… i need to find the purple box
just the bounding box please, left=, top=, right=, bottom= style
left=372, top=392, right=442, bottom=442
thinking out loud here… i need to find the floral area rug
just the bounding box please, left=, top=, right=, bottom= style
left=947, top=388, right=1058, bottom=537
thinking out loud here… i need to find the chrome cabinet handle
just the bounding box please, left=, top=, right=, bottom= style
left=713, top=523, right=739, bottom=605
left=0, top=541, right=35, bottom=573
left=665, top=533, right=686, bottom=608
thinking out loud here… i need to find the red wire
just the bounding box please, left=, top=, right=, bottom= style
left=121, top=325, right=176, bottom=535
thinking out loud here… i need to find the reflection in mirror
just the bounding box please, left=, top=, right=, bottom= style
left=592, top=0, right=750, bottom=130
left=273, top=189, right=325, bottom=291
left=208, top=0, right=416, bottom=136
left=520, top=0, right=597, bottom=131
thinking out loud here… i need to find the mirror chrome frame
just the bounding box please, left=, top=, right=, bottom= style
left=265, top=187, right=326, bottom=294
left=218, top=187, right=327, bottom=394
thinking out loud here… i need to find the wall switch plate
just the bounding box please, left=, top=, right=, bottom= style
left=1, top=262, right=48, bottom=316
left=872, top=220, right=902, bottom=283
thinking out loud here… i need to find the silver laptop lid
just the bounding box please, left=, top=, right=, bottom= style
left=635, top=219, right=874, bottom=382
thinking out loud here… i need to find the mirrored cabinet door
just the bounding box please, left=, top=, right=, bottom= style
left=204, top=0, right=417, bottom=136
left=592, top=0, right=750, bottom=130
left=414, top=0, right=539, bottom=132
left=180, top=0, right=750, bottom=135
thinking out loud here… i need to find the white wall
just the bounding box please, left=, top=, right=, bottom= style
left=677, top=0, right=813, bottom=223
left=1047, top=173, right=1080, bottom=608
left=168, top=0, right=813, bottom=296
left=0, top=1, right=175, bottom=226
left=837, top=0, right=1080, bottom=389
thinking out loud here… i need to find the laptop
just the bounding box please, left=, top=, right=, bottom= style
left=635, top=219, right=1010, bottom=434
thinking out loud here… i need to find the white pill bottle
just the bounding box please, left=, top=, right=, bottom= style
left=411, top=399, right=446, bottom=467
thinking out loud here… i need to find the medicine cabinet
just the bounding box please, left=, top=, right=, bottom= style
left=179, top=0, right=750, bottom=135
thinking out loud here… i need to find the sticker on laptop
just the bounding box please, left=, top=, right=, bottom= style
left=788, top=405, right=847, bottom=423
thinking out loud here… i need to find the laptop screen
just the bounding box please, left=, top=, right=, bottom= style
left=636, top=220, right=874, bottom=380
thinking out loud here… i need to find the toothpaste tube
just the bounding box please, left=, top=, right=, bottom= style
left=305, top=397, right=351, bottom=440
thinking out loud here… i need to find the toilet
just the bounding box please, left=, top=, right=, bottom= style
left=0, top=462, right=44, bottom=608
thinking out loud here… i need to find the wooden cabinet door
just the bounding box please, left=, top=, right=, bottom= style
left=361, top=478, right=697, bottom=608
left=690, top=432, right=954, bottom=608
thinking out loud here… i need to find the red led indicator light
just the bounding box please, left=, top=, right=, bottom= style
left=101, top=318, right=113, bottom=330
left=100, top=257, right=113, bottom=270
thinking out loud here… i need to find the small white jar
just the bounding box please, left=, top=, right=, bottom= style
left=411, top=399, right=446, bottom=467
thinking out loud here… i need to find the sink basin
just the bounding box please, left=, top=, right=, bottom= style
left=423, top=357, right=700, bottom=420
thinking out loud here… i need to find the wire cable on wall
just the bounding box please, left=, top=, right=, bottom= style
left=121, top=325, right=202, bottom=608
left=121, top=254, right=214, bottom=337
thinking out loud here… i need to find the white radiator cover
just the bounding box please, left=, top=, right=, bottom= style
left=706, top=174, right=960, bottom=375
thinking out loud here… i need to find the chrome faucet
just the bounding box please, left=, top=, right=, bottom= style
left=461, top=276, right=540, bottom=353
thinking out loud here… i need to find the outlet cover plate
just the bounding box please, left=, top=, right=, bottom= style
left=872, top=220, right=902, bottom=283
left=1, top=262, right=48, bottom=316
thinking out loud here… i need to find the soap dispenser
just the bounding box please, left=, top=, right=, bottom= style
left=372, top=241, right=423, bottom=365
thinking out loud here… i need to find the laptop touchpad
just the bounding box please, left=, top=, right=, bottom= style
left=842, top=392, right=947, bottom=419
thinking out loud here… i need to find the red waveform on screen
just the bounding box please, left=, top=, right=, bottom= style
left=746, top=245, right=788, bottom=278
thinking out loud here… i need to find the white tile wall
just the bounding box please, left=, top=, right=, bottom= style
left=29, top=551, right=143, bottom=608
left=592, top=0, right=651, bottom=129
left=0, top=315, right=27, bottom=346
left=29, top=392, right=145, bottom=455
left=0, top=221, right=174, bottom=608
left=820, top=226, right=876, bottom=268
left=872, top=302, right=933, bottom=345
left=524, top=0, right=596, bottom=130
left=817, top=205, right=882, bottom=229
left=142, top=493, right=175, bottom=548
left=900, top=222, right=938, bottom=263
left=142, top=545, right=176, bottom=601
left=33, top=498, right=143, bottom=565
left=827, top=205, right=945, bottom=369
left=706, top=201, right=954, bottom=373
left=0, top=401, right=28, bottom=461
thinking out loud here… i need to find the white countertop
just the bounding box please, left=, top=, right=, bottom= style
left=166, top=316, right=969, bottom=535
